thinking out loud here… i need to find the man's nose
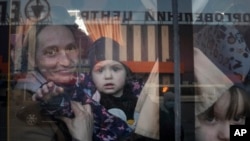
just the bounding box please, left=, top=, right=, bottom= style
left=58, top=51, right=71, bottom=66
left=217, top=122, right=230, bottom=141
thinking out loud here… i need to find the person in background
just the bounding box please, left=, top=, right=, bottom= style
left=159, top=91, right=185, bottom=141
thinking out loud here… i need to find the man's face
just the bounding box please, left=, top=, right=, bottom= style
left=91, top=60, right=127, bottom=97
left=35, top=25, right=79, bottom=84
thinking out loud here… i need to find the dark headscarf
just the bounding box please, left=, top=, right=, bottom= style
left=88, top=37, right=120, bottom=69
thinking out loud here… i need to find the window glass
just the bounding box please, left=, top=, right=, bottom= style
left=1, top=0, right=250, bottom=141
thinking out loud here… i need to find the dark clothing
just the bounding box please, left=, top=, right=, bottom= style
left=39, top=74, right=133, bottom=141
left=100, top=92, right=137, bottom=120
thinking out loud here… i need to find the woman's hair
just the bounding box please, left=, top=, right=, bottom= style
left=35, top=25, right=78, bottom=46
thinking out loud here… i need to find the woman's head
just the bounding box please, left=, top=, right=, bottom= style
left=21, top=24, right=91, bottom=85
left=88, top=37, right=132, bottom=97
left=35, top=25, right=79, bottom=85
left=195, top=85, right=250, bottom=141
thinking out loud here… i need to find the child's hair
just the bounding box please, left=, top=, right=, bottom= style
left=226, top=85, right=250, bottom=119
left=199, top=85, right=250, bottom=120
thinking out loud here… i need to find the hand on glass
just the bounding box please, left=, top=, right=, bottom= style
left=32, top=81, right=64, bottom=102
left=61, top=101, right=93, bottom=141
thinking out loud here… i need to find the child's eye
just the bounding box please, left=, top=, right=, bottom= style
left=93, top=67, right=103, bottom=73
left=198, top=108, right=217, bottom=125
left=231, top=115, right=246, bottom=125
left=112, top=66, right=121, bottom=71
left=97, top=68, right=103, bottom=72
left=204, top=115, right=217, bottom=124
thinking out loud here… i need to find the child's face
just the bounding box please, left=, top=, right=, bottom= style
left=195, top=90, right=246, bottom=141
left=91, top=60, right=127, bottom=97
